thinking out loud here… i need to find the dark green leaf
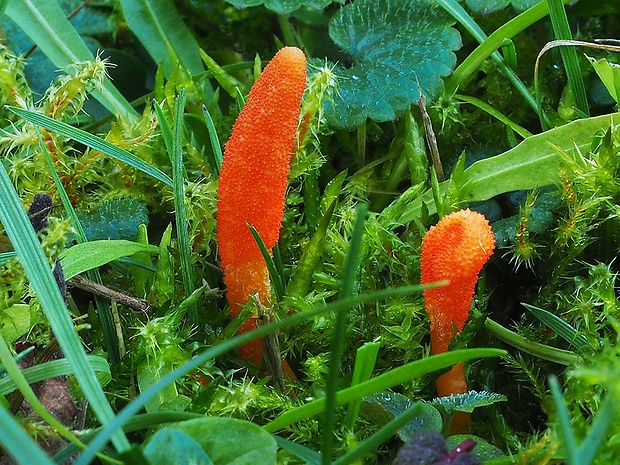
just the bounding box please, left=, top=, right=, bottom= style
left=465, top=0, right=510, bottom=15
left=226, top=0, right=332, bottom=15
left=170, top=417, right=277, bottom=465
left=144, top=429, right=213, bottom=465
left=77, top=198, right=149, bottom=242
left=326, top=0, right=461, bottom=128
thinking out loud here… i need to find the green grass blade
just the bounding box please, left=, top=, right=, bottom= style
left=455, top=94, right=533, bottom=138
left=153, top=100, right=174, bottom=164
left=75, top=284, right=436, bottom=465
left=322, top=204, right=368, bottom=465
left=248, top=224, right=285, bottom=302
left=576, top=396, right=616, bottom=465
left=202, top=105, right=223, bottom=177
left=170, top=89, right=197, bottom=323
left=7, top=106, right=173, bottom=187
left=547, top=0, right=589, bottom=117
left=0, top=405, right=56, bottom=465
left=523, top=303, right=590, bottom=351
left=119, top=0, right=204, bottom=76
left=274, top=436, right=322, bottom=465
left=265, top=348, right=505, bottom=434
left=549, top=376, right=578, bottom=463
left=0, top=356, right=111, bottom=396
left=484, top=318, right=579, bottom=365
left=333, top=402, right=424, bottom=465
left=437, top=0, right=539, bottom=114
left=344, top=341, right=381, bottom=429
left=5, top=0, right=136, bottom=120
left=37, top=129, right=120, bottom=363
left=0, top=160, right=130, bottom=451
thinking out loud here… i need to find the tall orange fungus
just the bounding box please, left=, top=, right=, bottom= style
left=421, top=209, right=495, bottom=431
left=217, top=47, right=307, bottom=364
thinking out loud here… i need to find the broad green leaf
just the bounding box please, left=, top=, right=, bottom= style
left=0, top=356, right=111, bottom=396
left=397, top=112, right=620, bottom=224
left=60, top=240, right=159, bottom=280
left=144, top=429, right=213, bottom=465
left=225, top=0, right=332, bottom=15
left=5, top=0, right=136, bottom=119
left=170, top=417, right=277, bottom=465
left=120, top=0, right=204, bottom=76
left=0, top=304, right=32, bottom=344
left=326, top=0, right=461, bottom=128
left=432, top=390, right=507, bottom=414
left=588, top=56, right=620, bottom=104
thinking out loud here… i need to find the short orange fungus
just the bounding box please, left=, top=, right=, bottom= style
left=216, top=47, right=307, bottom=364
left=421, top=208, right=495, bottom=429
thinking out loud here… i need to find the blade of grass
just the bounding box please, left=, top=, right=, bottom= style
left=0, top=356, right=111, bottom=396
left=322, top=203, right=368, bottom=465
left=153, top=100, right=174, bottom=164
left=547, top=0, right=589, bottom=117
left=202, top=105, right=223, bottom=177
left=576, top=396, right=616, bottom=465
left=248, top=224, right=285, bottom=302
left=274, top=436, right=322, bottom=465
left=437, top=0, right=540, bottom=115
left=523, top=303, right=590, bottom=352
left=5, top=0, right=136, bottom=120
left=344, top=341, right=381, bottom=430
left=170, top=89, right=197, bottom=324
left=264, top=348, right=505, bottom=434
left=75, top=283, right=439, bottom=465
left=334, top=402, right=425, bottom=465
left=485, top=318, right=579, bottom=365
left=549, top=375, right=578, bottom=463
left=0, top=158, right=130, bottom=451
left=455, top=94, right=533, bottom=139
left=7, top=106, right=173, bottom=187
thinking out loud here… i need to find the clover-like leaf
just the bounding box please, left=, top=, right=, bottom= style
left=326, top=0, right=462, bottom=128
left=432, top=390, right=507, bottom=414
left=226, top=0, right=333, bottom=15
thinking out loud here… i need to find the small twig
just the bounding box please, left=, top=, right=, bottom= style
left=252, top=294, right=286, bottom=392
left=69, top=275, right=152, bottom=313
left=416, top=77, right=444, bottom=181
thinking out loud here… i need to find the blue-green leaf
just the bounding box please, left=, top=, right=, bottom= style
left=144, top=429, right=213, bottom=465
left=326, top=0, right=461, bottom=128
left=432, top=390, right=507, bottom=414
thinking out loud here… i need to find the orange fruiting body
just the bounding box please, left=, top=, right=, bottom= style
left=216, top=47, right=307, bottom=364
left=421, top=209, right=495, bottom=431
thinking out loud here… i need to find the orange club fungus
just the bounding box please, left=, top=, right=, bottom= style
left=420, top=209, right=495, bottom=431
left=216, top=47, right=307, bottom=366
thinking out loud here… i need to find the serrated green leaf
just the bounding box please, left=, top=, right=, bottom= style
left=465, top=0, right=510, bottom=15
left=60, top=240, right=159, bottom=280
left=226, top=0, right=332, bottom=15
left=432, top=390, right=507, bottom=414
left=326, top=0, right=461, bottom=128
left=77, top=198, right=149, bottom=242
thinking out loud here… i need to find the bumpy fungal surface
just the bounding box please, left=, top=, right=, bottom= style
left=216, top=47, right=307, bottom=363
left=421, top=209, right=495, bottom=355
